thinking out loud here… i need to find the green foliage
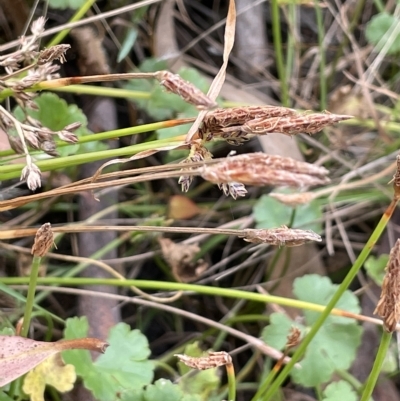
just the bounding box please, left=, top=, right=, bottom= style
left=48, top=0, right=86, bottom=9
left=253, top=195, right=323, bottom=233
left=0, top=392, right=13, bottom=401
left=124, top=58, right=212, bottom=138
left=262, top=274, right=362, bottom=387
left=63, top=317, right=154, bottom=401
left=322, top=381, right=357, bottom=401
left=365, top=254, right=388, bottom=286
left=365, top=13, right=400, bottom=54
left=119, top=379, right=202, bottom=401
left=177, top=342, right=220, bottom=400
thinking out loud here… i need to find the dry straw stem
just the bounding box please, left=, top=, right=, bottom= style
left=374, top=239, right=400, bottom=333
left=175, top=351, right=232, bottom=370
left=31, top=222, right=54, bottom=257
left=201, top=152, right=330, bottom=188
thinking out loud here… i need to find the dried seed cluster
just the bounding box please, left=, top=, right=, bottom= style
left=239, top=226, right=322, bottom=247
left=31, top=222, right=54, bottom=257
left=198, top=106, right=352, bottom=144
left=155, top=70, right=217, bottom=110
left=201, top=152, right=330, bottom=196
left=175, top=351, right=232, bottom=370
left=374, top=239, right=400, bottom=332
left=0, top=18, right=76, bottom=190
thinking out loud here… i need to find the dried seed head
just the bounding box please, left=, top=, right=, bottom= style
left=201, top=153, right=330, bottom=194
left=8, top=135, right=24, bottom=154
left=239, top=112, right=353, bottom=136
left=37, top=44, right=71, bottom=65
left=21, top=163, right=41, bottom=191
left=240, top=227, right=321, bottom=247
left=286, top=327, right=301, bottom=349
left=31, top=222, right=54, bottom=257
left=269, top=192, right=316, bottom=206
left=218, top=182, right=247, bottom=199
left=199, top=106, right=297, bottom=143
left=374, top=239, right=400, bottom=332
left=393, top=154, right=400, bottom=200
left=175, top=351, right=232, bottom=370
left=30, top=17, right=46, bottom=37
left=179, top=143, right=213, bottom=192
left=57, top=130, right=79, bottom=143
left=156, top=71, right=217, bottom=110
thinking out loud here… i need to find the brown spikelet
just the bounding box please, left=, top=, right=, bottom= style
left=155, top=71, right=217, bottom=110
left=240, top=227, right=321, bottom=247
left=286, top=327, right=301, bottom=349
left=175, top=351, right=232, bottom=370
left=31, top=222, right=54, bottom=257
left=239, top=112, right=353, bottom=136
left=393, top=154, right=400, bottom=200
left=199, top=106, right=297, bottom=143
left=37, top=44, right=71, bottom=65
left=374, top=239, right=400, bottom=332
left=179, top=143, right=213, bottom=192
left=201, top=153, right=330, bottom=191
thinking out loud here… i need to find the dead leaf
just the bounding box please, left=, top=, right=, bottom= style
left=0, top=336, right=108, bottom=386
left=168, top=195, right=201, bottom=219
left=22, top=353, right=76, bottom=401
left=158, top=238, right=208, bottom=282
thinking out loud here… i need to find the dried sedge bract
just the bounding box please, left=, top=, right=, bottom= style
left=286, top=327, right=301, bottom=349
left=393, top=154, right=400, bottom=200
left=158, top=238, right=208, bottom=283
left=156, top=71, right=217, bottom=110
left=240, top=227, right=322, bottom=247
left=31, top=222, right=54, bottom=257
left=175, top=351, right=232, bottom=370
left=179, top=142, right=213, bottom=192
left=37, top=44, right=71, bottom=65
left=374, top=239, right=400, bottom=332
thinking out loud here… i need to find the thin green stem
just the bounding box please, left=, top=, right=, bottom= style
left=271, top=0, right=289, bottom=106
left=262, top=198, right=397, bottom=400
left=251, top=366, right=278, bottom=401
left=21, top=255, right=42, bottom=337
left=226, top=363, right=236, bottom=401
left=0, top=276, right=376, bottom=317
left=360, top=330, right=392, bottom=401
left=46, top=0, right=96, bottom=47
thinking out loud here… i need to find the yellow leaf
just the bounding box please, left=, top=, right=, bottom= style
left=23, top=353, right=76, bottom=401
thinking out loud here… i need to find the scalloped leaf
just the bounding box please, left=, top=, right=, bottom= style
left=63, top=317, right=154, bottom=401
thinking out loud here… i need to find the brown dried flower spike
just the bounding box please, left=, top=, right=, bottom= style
left=393, top=153, right=400, bottom=201
left=37, top=44, right=71, bottom=65
left=374, top=239, right=400, bottom=332
left=175, top=351, right=232, bottom=370
left=155, top=71, right=217, bottom=110
left=201, top=152, right=330, bottom=190
left=240, top=227, right=321, bottom=247
left=31, top=223, right=54, bottom=257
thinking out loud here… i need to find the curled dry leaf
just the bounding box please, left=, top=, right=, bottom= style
left=269, top=192, right=317, bottom=206
left=0, top=335, right=108, bottom=386
left=240, top=227, right=322, bottom=247
left=168, top=195, right=202, bottom=219
left=175, top=351, right=232, bottom=370
left=158, top=238, right=208, bottom=282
